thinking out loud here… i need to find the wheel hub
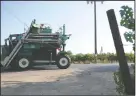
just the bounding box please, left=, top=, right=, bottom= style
left=19, top=58, right=29, bottom=68
left=59, top=58, right=68, bottom=66
left=62, top=60, right=66, bottom=64
left=22, top=61, right=27, bottom=65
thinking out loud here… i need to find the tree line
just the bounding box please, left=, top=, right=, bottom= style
left=66, top=51, right=134, bottom=64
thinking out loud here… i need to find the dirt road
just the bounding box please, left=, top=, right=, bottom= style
left=1, top=64, right=132, bottom=95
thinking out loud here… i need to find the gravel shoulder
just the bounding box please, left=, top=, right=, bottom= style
left=1, top=64, right=125, bottom=95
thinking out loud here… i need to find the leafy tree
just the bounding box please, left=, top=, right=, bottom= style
left=88, top=54, right=95, bottom=62
left=75, top=53, right=84, bottom=63
left=66, top=50, right=72, bottom=55
left=120, top=5, right=135, bottom=52
left=82, top=53, right=93, bottom=63
left=70, top=55, right=76, bottom=63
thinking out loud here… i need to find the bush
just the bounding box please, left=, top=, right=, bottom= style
left=113, top=64, right=135, bottom=95
left=113, top=71, right=126, bottom=95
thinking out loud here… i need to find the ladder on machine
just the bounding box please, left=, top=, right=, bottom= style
left=1, top=20, right=35, bottom=68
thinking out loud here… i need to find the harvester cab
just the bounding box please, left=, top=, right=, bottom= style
left=1, top=19, right=71, bottom=70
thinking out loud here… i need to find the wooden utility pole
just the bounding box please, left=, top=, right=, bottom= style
left=94, top=1, right=97, bottom=63
left=87, top=1, right=103, bottom=63
left=107, top=9, right=134, bottom=95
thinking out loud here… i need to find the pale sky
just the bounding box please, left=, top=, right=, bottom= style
left=1, top=1, right=134, bottom=54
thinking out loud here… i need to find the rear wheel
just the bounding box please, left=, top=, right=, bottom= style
left=56, top=55, right=71, bottom=69
left=11, top=57, right=32, bottom=70
left=19, top=58, right=30, bottom=68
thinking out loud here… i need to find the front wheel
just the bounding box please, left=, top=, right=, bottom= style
left=56, top=55, right=71, bottom=69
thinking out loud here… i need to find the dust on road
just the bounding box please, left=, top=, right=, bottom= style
left=1, top=68, right=75, bottom=87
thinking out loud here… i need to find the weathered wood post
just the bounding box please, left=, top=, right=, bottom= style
left=106, top=9, right=134, bottom=95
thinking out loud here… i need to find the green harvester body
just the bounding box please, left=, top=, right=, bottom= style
left=1, top=19, right=71, bottom=70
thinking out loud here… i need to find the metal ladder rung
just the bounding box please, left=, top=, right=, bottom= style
left=5, top=43, right=23, bottom=67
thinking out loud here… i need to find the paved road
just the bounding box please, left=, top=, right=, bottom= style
left=1, top=63, right=133, bottom=95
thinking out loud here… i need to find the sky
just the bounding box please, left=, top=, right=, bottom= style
left=1, top=1, right=134, bottom=54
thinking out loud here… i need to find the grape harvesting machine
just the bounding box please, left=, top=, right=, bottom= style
left=1, top=19, right=71, bottom=70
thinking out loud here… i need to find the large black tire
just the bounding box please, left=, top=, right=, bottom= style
left=11, top=57, right=32, bottom=70
left=56, top=55, right=71, bottom=69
